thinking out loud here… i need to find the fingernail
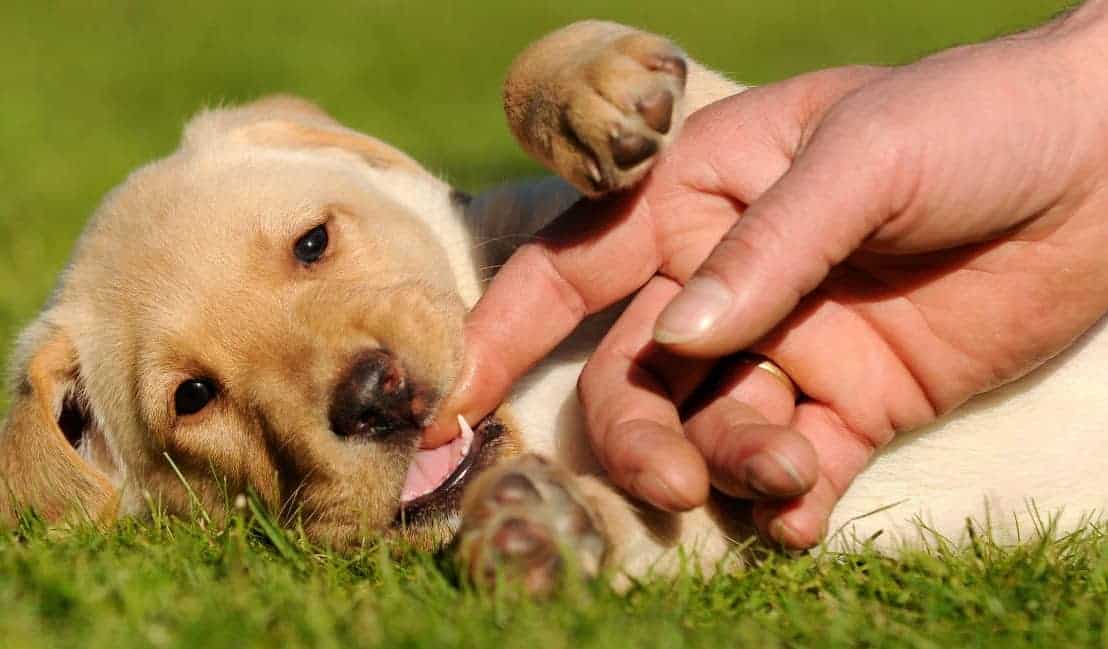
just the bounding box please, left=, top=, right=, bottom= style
left=744, top=451, right=808, bottom=497
left=769, top=516, right=827, bottom=549
left=769, top=518, right=802, bottom=547
left=631, top=472, right=694, bottom=512
left=654, top=276, right=733, bottom=344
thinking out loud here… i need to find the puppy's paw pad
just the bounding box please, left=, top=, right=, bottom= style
left=645, top=54, right=688, bottom=86
left=488, top=472, right=543, bottom=507
left=636, top=89, right=676, bottom=135
left=563, top=35, right=688, bottom=195
left=505, top=24, right=688, bottom=197
left=493, top=517, right=556, bottom=558
left=456, top=455, right=606, bottom=596
left=610, top=128, right=659, bottom=169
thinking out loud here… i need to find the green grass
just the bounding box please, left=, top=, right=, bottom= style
left=0, top=1, right=1089, bottom=647
left=3, top=509, right=1107, bottom=649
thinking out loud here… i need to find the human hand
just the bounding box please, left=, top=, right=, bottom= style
left=428, top=2, right=1108, bottom=547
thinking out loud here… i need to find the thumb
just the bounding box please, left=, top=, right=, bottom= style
left=653, top=103, right=907, bottom=356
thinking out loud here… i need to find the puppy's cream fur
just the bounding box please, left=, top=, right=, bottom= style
left=1, top=21, right=1105, bottom=584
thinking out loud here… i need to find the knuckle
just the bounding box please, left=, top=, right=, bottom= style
left=514, top=243, right=591, bottom=324
left=825, top=97, right=919, bottom=191
left=708, top=216, right=791, bottom=287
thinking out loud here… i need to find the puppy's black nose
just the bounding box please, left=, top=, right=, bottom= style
left=329, top=350, right=417, bottom=439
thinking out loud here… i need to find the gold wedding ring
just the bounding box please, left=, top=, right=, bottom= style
left=741, top=353, right=798, bottom=401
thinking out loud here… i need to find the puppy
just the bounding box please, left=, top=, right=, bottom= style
left=2, top=21, right=1106, bottom=593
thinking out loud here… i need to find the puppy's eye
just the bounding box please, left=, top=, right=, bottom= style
left=175, top=379, right=217, bottom=416
left=294, top=225, right=329, bottom=264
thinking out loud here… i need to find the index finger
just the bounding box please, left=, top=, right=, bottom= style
left=423, top=194, right=666, bottom=445
left=430, top=155, right=770, bottom=445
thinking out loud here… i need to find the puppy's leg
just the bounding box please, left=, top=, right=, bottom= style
left=454, top=454, right=607, bottom=596
left=504, top=20, right=744, bottom=197
left=455, top=453, right=741, bottom=593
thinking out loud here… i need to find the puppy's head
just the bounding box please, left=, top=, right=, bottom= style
left=0, top=97, right=508, bottom=549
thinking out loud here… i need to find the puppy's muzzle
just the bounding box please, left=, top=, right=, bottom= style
left=329, top=350, right=427, bottom=439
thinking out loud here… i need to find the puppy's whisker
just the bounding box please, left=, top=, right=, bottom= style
left=478, top=265, right=507, bottom=282
left=471, top=233, right=548, bottom=249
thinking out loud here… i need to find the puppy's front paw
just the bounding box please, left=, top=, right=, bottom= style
left=454, top=455, right=607, bottom=596
left=505, top=21, right=687, bottom=197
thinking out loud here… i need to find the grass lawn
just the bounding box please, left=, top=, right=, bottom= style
left=0, top=1, right=1096, bottom=647
left=4, top=511, right=1107, bottom=649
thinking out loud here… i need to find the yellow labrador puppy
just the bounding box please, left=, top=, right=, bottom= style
left=2, top=21, right=1106, bottom=593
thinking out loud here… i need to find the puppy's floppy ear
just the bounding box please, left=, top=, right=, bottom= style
left=233, top=118, right=429, bottom=176
left=0, top=325, right=116, bottom=526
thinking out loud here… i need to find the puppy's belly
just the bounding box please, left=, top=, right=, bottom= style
left=509, top=311, right=618, bottom=475
left=830, top=318, right=1108, bottom=551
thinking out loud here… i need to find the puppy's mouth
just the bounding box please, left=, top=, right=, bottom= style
left=393, top=415, right=505, bottom=525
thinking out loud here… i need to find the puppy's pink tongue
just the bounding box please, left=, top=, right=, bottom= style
left=400, top=417, right=474, bottom=502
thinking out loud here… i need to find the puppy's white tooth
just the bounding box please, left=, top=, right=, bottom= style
left=586, top=158, right=602, bottom=185
left=457, top=415, right=475, bottom=441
